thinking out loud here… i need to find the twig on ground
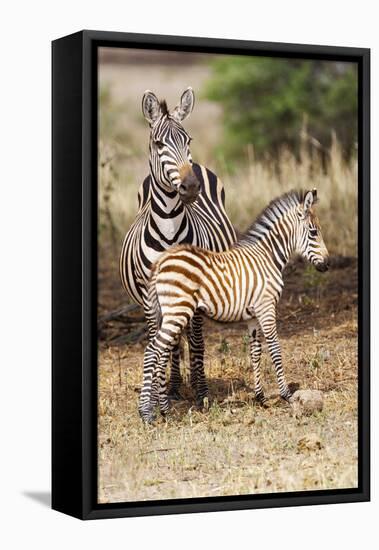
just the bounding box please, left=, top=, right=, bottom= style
left=141, top=448, right=177, bottom=455
left=99, top=303, right=143, bottom=324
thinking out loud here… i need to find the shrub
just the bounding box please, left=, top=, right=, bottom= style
left=204, top=57, right=357, bottom=162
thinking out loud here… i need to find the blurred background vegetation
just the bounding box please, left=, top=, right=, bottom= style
left=205, top=57, right=357, bottom=164
left=98, top=49, right=358, bottom=260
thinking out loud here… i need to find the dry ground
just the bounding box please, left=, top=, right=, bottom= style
left=98, top=255, right=358, bottom=503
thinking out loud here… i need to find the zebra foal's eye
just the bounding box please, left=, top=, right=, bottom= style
left=309, top=228, right=318, bottom=237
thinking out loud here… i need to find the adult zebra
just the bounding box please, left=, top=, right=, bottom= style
left=140, top=189, right=329, bottom=422
left=119, top=87, right=236, bottom=400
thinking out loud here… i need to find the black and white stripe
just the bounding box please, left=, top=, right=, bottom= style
left=139, top=189, right=329, bottom=422
left=120, top=164, right=236, bottom=305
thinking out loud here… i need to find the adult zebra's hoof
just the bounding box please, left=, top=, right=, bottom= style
left=196, top=395, right=209, bottom=410
left=168, top=388, right=182, bottom=402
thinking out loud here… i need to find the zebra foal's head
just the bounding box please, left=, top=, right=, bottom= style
left=297, top=189, right=329, bottom=272
left=142, top=87, right=200, bottom=204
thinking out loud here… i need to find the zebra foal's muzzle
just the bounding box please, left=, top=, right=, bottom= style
left=315, top=257, right=329, bottom=272
left=178, top=167, right=200, bottom=205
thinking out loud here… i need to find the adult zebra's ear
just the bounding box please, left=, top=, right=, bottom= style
left=142, top=90, right=161, bottom=125
left=172, top=87, right=195, bottom=122
left=303, top=190, right=315, bottom=214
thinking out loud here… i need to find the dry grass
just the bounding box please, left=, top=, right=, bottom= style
left=218, top=135, right=357, bottom=256
left=98, top=261, right=358, bottom=503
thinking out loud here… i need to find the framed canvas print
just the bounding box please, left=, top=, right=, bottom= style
left=52, top=30, right=370, bottom=519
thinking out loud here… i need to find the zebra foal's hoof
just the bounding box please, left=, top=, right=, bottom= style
left=139, top=408, right=156, bottom=424
left=280, top=392, right=294, bottom=404
left=160, top=406, right=170, bottom=418
left=254, top=394, right=268, bottom=407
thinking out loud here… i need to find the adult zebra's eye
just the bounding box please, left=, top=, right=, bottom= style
left=155, top=140, right=165, bottom=149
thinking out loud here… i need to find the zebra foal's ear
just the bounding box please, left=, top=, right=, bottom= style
left=303, top=190, right=315, bottom=214
left=172, top=87, right=195, bottom=122
left=142, top=90, right=161, bottom=124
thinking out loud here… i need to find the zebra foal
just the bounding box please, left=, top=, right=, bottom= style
left=139, top=189, right=329, bottom=422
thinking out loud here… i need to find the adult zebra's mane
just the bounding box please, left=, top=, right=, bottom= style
left=159, top=100, right=169, bottom=115
left=240, top=190, right=306, bottom=245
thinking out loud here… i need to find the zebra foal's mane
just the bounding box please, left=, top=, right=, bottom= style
left=240, top=189, right=311, bottom=245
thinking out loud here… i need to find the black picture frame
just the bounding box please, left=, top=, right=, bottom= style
left=52, top=30, right=370, bottom=520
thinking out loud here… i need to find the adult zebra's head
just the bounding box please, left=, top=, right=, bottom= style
left=142, top=87, right=200, bottom=204
left=296, top=189, right=329, bottom=272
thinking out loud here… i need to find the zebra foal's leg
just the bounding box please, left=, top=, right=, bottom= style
left=156, top=318, right=189, bottom=416
left=155, top=348, right=172, bottom=416
left=139, top=318, right=188, bottom=422
left=187, top=313, right=208, bottom=408
left=168, top=344, right=182, bottom=401
left=139, top=338, right=172, bottom=423
left=247, top=320, right=266, bottom=405
left=256, top=304, right=293, bottom=402
left=139, top=340, right=161, bottom=423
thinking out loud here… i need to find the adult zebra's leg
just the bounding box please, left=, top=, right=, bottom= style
left=256, top=304, right=292, bottom=402
left=143, top=302, right=160, bottom=408
left=187, top=313, right=208, bottom=408
left=168, top=343, right=182, bottom=400
left=247, top=320, right=266, bottom=404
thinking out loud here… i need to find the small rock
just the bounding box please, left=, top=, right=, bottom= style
left=243, top=414, right=256, bottom=426
left=297, top=433, right=323, bottom=453
left=291, top=389, right=324, bottom=417
left=238, top=390, right=250, bottom=402
left=222, top=411, right=233, bottom=426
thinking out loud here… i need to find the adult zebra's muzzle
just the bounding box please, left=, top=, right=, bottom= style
left=179, top=169, right=201, bottom=204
